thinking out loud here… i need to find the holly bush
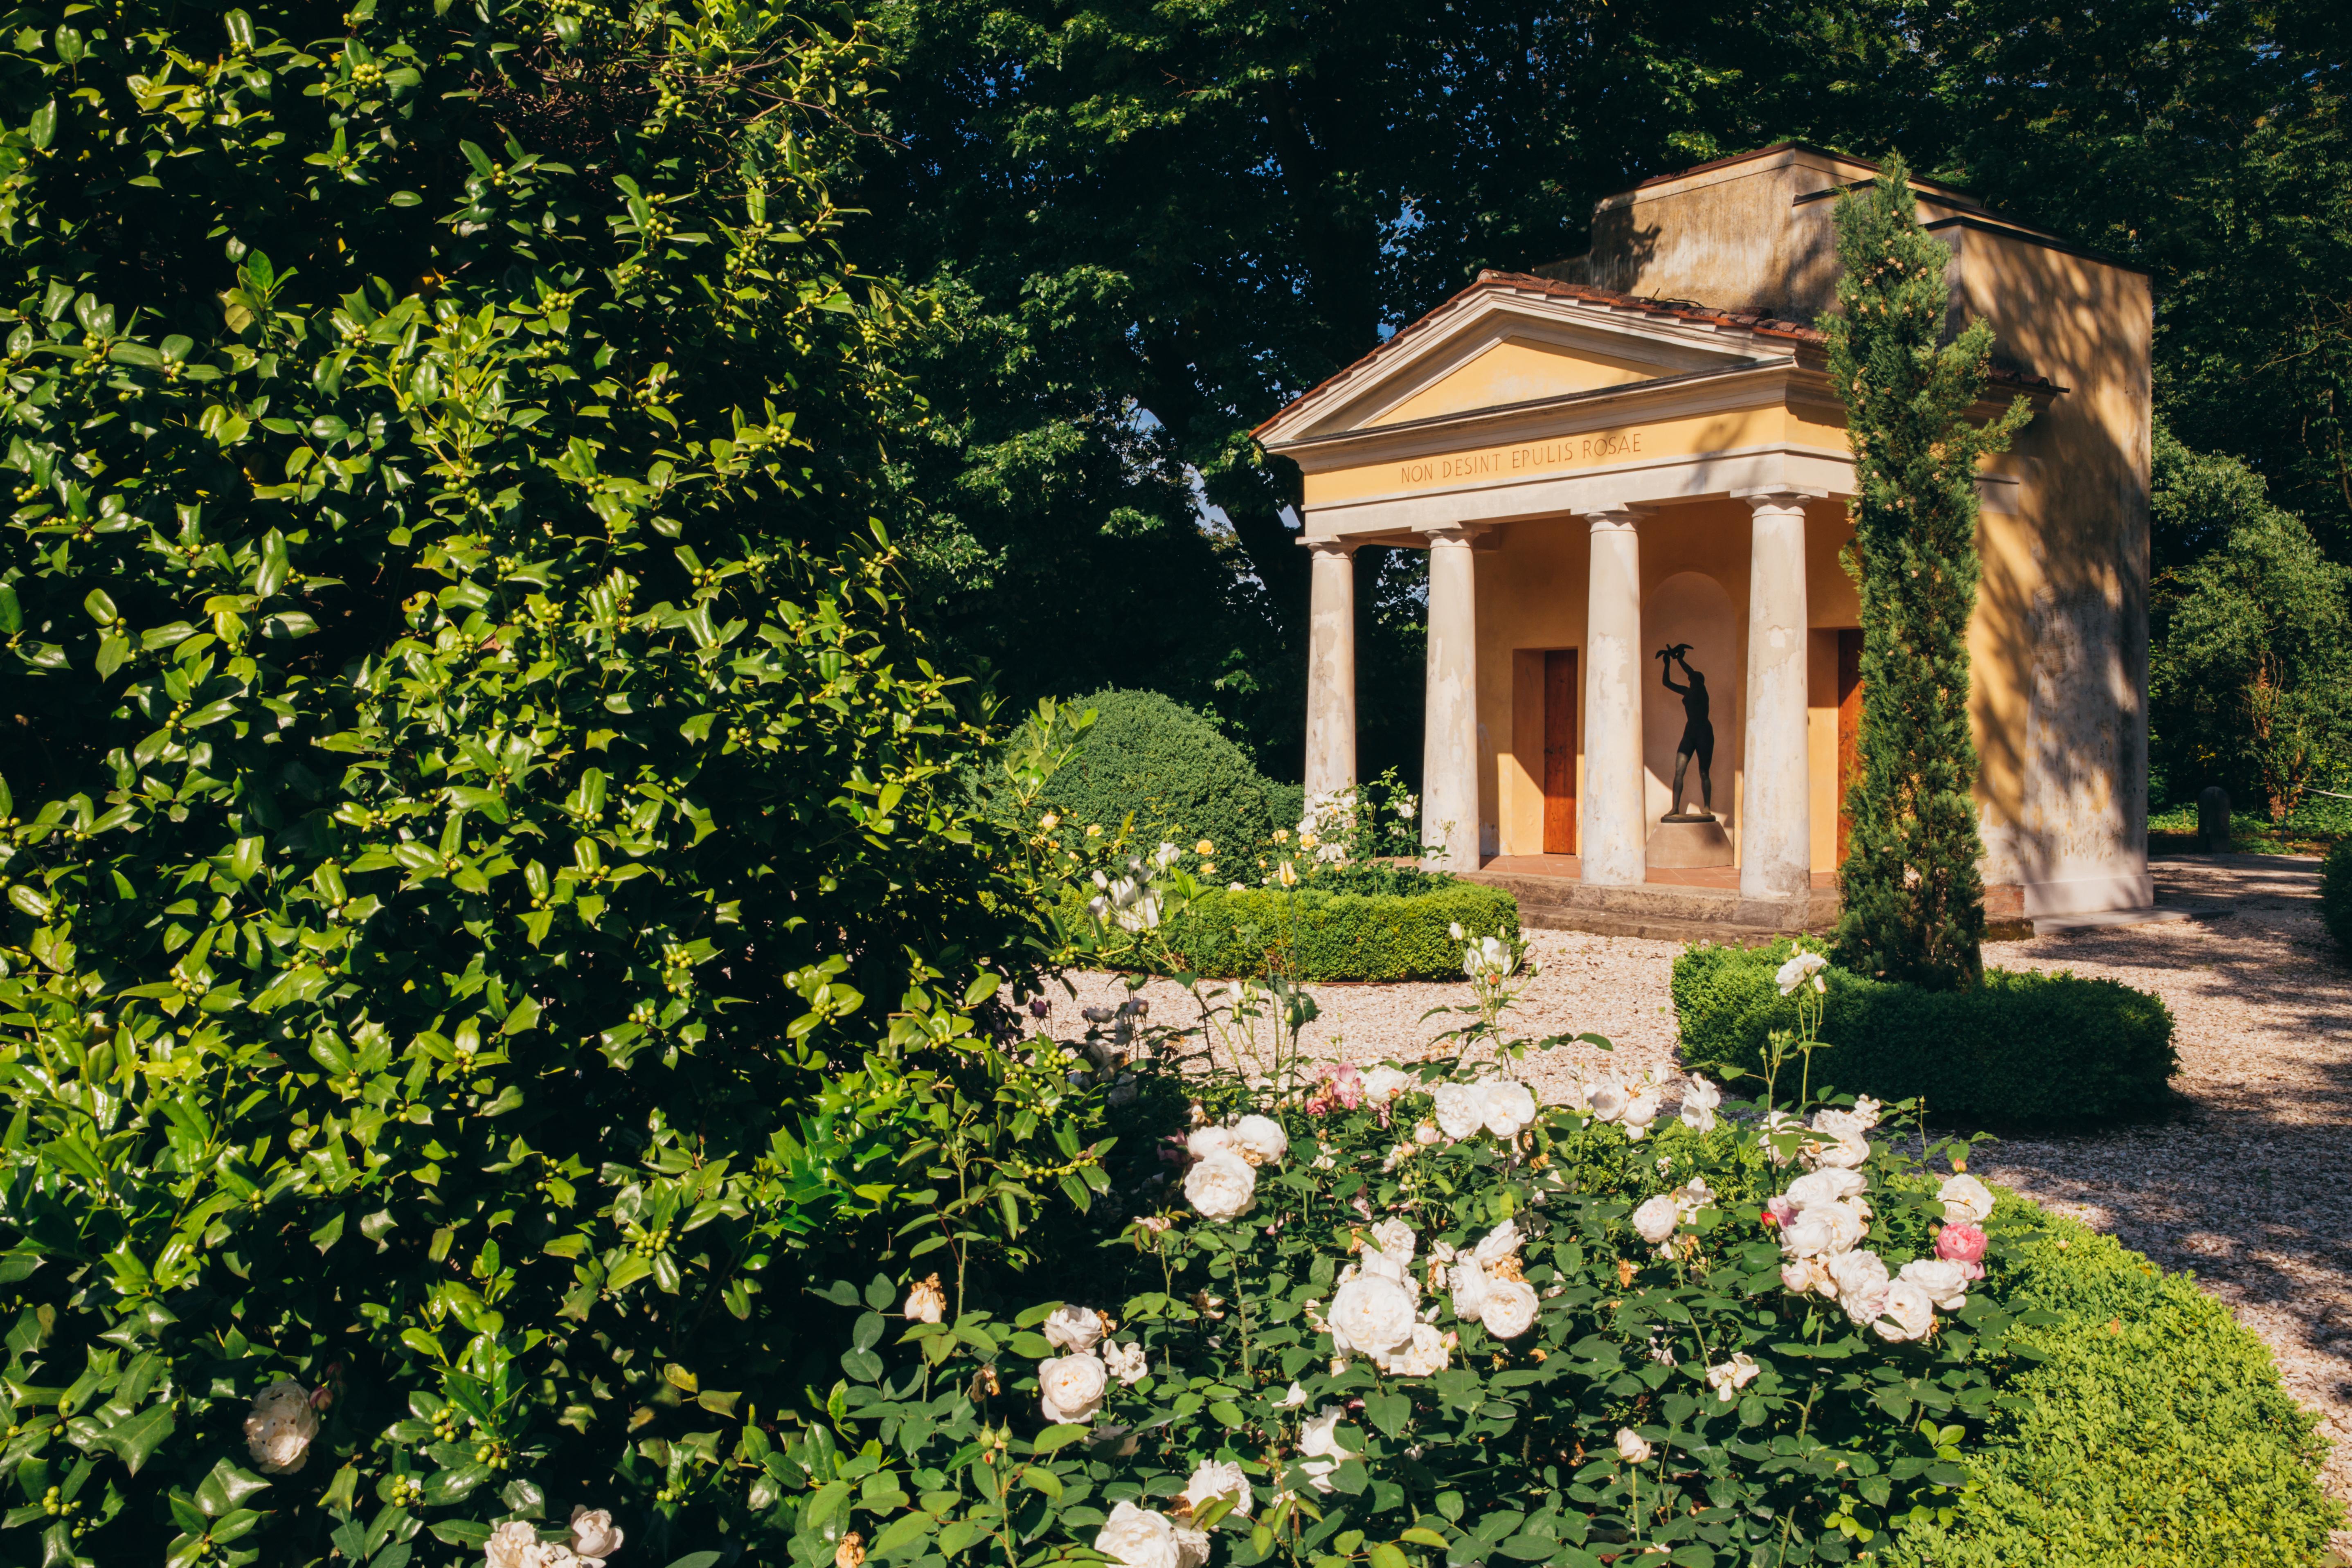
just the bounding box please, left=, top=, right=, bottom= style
left=0, top=0, right=1114, bottom=1563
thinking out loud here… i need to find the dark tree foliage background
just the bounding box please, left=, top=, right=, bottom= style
left=832, top=0, right=2350, bottom=794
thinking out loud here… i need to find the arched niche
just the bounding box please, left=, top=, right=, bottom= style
left=1641, top=571, right=1742, bottom=830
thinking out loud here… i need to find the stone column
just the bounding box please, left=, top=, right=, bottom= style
left=1580, top=507, right=1650, bottom=885
left=1736, top=489, right=1823, bottom=900
left=1419, top=526, right=1482, bottom=871
left=1301, top=538, right=1358, bottom=799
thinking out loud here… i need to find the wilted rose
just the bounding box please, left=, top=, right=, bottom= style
left=903, top=1274, right=946, bottom=1325
left=244, top=1378, right=320, bottom=1476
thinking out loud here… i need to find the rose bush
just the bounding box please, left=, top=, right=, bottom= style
left=765, top=978, right=2048, bottom=1568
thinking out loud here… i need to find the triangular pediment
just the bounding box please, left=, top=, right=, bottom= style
left=1258, top=275, right=1816, bottom=448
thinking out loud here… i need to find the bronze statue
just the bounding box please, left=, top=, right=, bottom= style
left=1657, top=644, right=1714, bottom=820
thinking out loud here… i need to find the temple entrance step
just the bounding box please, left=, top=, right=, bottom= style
left=1462, top=868, right=1838, bottom=945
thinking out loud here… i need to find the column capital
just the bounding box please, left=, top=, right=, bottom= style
left=1416, top=523, right=1486, bottom=547
left=1582, top=504, right=1652, bottom=534
left=1732, top=487, right=1828, bottom=512
left=1299, top=535, right=1358, bottom=557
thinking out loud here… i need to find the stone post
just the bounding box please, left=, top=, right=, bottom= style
left=1301, top=538, right=1358, bottom=799
left=1736, top=489, right=1824, bottom=900
left=1419, top=526, right=1482, bottom=872
left=1580, top=507, right=1650, bottom=885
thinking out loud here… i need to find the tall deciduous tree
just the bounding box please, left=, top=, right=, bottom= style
left=1827, top=159, right=2030, bottom=990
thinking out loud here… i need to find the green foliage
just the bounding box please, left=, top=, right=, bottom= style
left=1147, top=878, right=1520, bottom=981
left=2323, top=840, right=2352, bottom=955
left=1892, top=1209, right=2341, bottom=1566
left=1824, top=157, right=2032, bottom=992
left=763, top=1029, right=2037, bottom=1568
left=1036, top=689, right=1299, bottom=873
left=0, top=2, right=1103, bottom=1563
left=2149, top=424, right=2352, bottom=821
left=1673, top=941, right=2178, bottom=1125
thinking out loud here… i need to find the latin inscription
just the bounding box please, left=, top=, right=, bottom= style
left=1396, top=429, right=1645, bottom=488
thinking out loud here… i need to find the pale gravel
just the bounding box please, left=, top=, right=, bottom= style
left=1054, top=853, right=2352, bottom=1529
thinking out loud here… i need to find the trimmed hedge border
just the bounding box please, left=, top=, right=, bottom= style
left=2323, top=839, right=2352, bottom=956
left=1673, top=938, right=2176, bottom=1124
left=1895, top=1204, right=2339, bottom=1565
left=1143, top=881, right=1521, bottom=981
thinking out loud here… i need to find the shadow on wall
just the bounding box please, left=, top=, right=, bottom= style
left=1964, top=229, right=2150, bottom=910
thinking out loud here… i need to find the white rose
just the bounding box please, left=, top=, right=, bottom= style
left=1615, top=1428, right=1654, bottom=1463
left=1173, top=1528, right=1211, bottom=1568
left=1672, top=1177, right=1716, bottom=1219
left=1679, top=1075, right=1722, bottom=1133
left=1230, top=1114, right=1289, bottom=1167
left=1448, top=1261, right=1491, bottom=1322
left=1938, top=1173, right=1995, bottom=1225
left=1361, top=1066, right=1413, bottom=1103
left=1329, top=1274, right=1418, bottom=1355
left=1587, top=1081, right=1628, bottom=1122
left=1187, top=1126, right=1238, bottom=1161
left=1038, top=1352, right=1109, bottom=1424
left=1850, top=1096, right=1887, bottom=1129
left=1780, top=1257, right=1833, bottom=1297
left=1431, top=1082, right=1485, bottom=1141
left=1368, top=1219, right=1418, bottom=1262
left=1784, top=1169, right=1867, bottom=1210
left=244, top=1379, right=319, bottom=1476
left=1279, top=1381, right=1309, bottom=1408
left=1184, top=1151, right=1258, bottom=1222
left=1475, top=1078, right=1538, bottom=1138
left=1704, top=1353, right=1760, bottom=1402
left=1471, top=1221, right=1523, bottom=1267
left=1621, top=1091, right=1663, bottom=1142
left=568, top=1507, right=625, bottom=1565
left=1779, top=1209, right=1840, bottom=1259
left=1760, top=1109, right=1804, bottom=1165
left=1897, top=1258, right=1971, bottom=1312
left=1103, top=1339, right=1150, bottom=1386
left=1804, top=1130, right=1870, bottom=1170
left=1044, top=1304, right=1105, bottom=1352
left=1812, top=1108, right=1870, bottom=1141
left=1184, top=1458, right=1252, bottom=1518
left=1297, top=1406, right=1350, bottom=1492
left=1413, top=1120, right=1443, bottom=1147
left=1873, top=1279, right=1937, bottom=1342
left=1632, top=1195, right=1680, bottom=1246
left=1096, top=1501, right=1184, bottom=1568
left=1775, top=949, right=1828, bottom=996
left=485, top=1521, right=549, bottom=1568
left=1479, top=1277, right=1539, bottom=1339
left=1382, top=1322, right=1452, bottom=1377
left=1828, top=1249, right=1891, bottom=1324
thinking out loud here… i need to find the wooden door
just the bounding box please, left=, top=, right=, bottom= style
left=1836, top=629, right=1864, bottom=863
left=1543, top=649, right=1577, bottom=855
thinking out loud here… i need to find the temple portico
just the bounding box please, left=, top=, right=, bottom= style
left=1258, top=144, right=2156, bottom=934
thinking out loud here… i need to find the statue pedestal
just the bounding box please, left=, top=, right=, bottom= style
left=1646, top=814, right=1733, bottom=869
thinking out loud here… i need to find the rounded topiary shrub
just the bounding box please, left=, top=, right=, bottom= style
left=2323, top=839, right=2352, bottom=955
left=1673, top=939, right=2178, bottom=1124
left=1038, top=688, right=1296, bottom=864
left=1150, top=871, right=1520, bottom=980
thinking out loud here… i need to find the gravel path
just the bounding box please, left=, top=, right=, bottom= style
left=1056, top=853, right=2352, bottom=1515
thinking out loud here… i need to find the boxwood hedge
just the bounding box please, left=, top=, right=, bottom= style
left=1038, top=688, right=1301, bottom=867
left=1145, top=876, right=1521, bottom=981
left=2323, top=839, right=2352, bottom=955
left=1673, top=939, right=2177, bottom=1124
left=1895, top=1206, right=2339, bottom=1565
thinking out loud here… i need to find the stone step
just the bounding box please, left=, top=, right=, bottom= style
left=1464, top=869, right=1837, bottom=943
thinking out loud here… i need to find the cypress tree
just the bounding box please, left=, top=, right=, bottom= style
left=1827, top=157, right=2032, bottom=989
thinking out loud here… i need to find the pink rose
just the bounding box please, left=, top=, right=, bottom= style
left=1313, top=1062, right=1365, bottom=1112
left=1763, top=1196, right=1797, bottom=1228
left=1936, top=1223, right=1988, bottom=1279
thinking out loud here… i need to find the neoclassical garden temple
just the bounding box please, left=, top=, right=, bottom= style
left=1258, top=144, right=2154, bottom=938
